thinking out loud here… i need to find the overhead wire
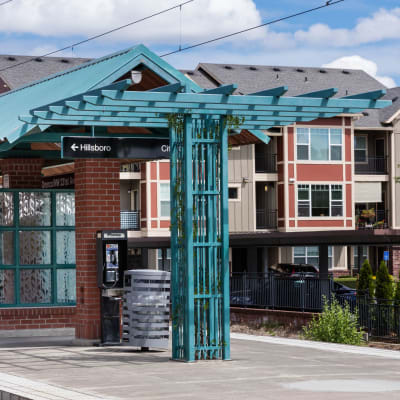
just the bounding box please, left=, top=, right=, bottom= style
left=0, top=0, right=194, bottom=73
left=0, top=0, right=345, bottom=73
left=0, top=0, right=13, bottom=6
left=161, top=0, right=344, bottom=57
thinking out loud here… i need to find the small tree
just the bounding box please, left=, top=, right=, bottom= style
left=357, top=259, right=374, bottom=298
left=375, top=260, right=393, bottom=302
left=394, top=270, right=400, bottom=305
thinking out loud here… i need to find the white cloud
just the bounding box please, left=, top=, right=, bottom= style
left=323, top=55, right=396, bottom=88
left=0, top=0, right=264, bottom=44
left=295, top=8, right=400, bottom=47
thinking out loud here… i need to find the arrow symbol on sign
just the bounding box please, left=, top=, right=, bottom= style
left=71, top=144, right=78, bottom=151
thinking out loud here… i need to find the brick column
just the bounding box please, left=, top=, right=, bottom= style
left=74, top=159, right=121, bottom=341
left=391, top=246, right=400, bottom=279
left=1, top=158, right=44, bottom=188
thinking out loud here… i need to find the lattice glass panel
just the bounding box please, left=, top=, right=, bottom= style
left=0, top=232, right=14, bottom=265
left=19, top=192, right=51, bottom=226
left=0, top=192, right=14, bottom=226
left=19, top=231, right=51, bottom=265
left=20, top=269, right=51, bottom=304
left=56, top=269, right=76, bottom=303
left=56, top=193, right=75, bottom=226
left=56, top=231, right=75, bottom=264
left=0, top=270, right=15, bottom=304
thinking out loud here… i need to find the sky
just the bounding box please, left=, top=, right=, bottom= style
left=0, top=0, right=399, bottom=87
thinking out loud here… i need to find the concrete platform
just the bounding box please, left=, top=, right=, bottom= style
left=0, top=334, right=400, bottom=399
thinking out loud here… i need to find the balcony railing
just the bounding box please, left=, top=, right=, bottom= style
left=355, top=209, right=389, bottom=230
left=355, top=157, right=388, bottom=175
left=120, top=210, right=140, bottom=230
left=120, top=162, right=140, bottom=173
left=255, top=153, right=277, bottom=173
left=256, top=209, right=277, bottom=230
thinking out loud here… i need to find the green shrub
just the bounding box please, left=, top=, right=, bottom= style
left=394, top=271, right=400, bottom=306
left=357, top=259, right=374, bottom=297
left=303, top=297, right=364, bottom=345
left=375, top=261, right=393, bottom=302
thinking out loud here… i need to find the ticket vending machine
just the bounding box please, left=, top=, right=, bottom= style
left=96, top=230, right=128, bottom=344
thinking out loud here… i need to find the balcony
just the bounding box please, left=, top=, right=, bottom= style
left=120, top=162, right=140, bottom=172
left=355, top=157, right=388, bottom=175
left=256, top=209, right=277, bottom=230
left=120, top=210, right=140, bottom=230
left=355, top=209, right=389, bottom=230
left=255, top=153, right=277, bottom=173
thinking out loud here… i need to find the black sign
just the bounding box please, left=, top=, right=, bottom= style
left=62, top=137, right=170, bottom=159
left=42, top=173, right=74, bottom=189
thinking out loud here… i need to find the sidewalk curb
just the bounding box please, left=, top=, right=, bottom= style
left=231, top=332, right=400, bottom=359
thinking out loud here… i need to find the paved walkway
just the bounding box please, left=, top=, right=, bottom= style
left=0, top=334, right=400, bottom=399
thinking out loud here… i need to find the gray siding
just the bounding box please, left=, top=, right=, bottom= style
left=228, top=145, right=255, bottom=232
left=394, top=127, right=400, bottom=228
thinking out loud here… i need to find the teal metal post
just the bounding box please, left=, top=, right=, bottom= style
left=220, top=119, right=231, bottom=360
left=184, top=115, right=195, bottom=362
left=169, top=125, right=179, bottom=360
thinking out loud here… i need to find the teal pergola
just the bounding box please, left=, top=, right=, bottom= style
left=16, top=80, right=391, bottom=361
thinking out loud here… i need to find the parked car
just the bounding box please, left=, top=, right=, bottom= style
left=230, top=290, right=253, bottom=306
left=332, top=281, right=357, bottom=307
left=269, top=263, right=319, bottom=277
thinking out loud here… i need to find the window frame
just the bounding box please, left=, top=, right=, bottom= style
left=297, top=184, right=343, bottom=218
left=354, top=135, right=368, bottom=164
left=0, top=189, right=76, bottom=308
left=293, top=246, right=333, bottom=269
left=228, top=184, right=241, bottom=202
left=159, top=182, right=171, bottom=219
left=296, top=127, right=343, bottom=162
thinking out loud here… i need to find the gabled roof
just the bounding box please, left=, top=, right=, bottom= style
left=355, top=87, right=400, bottom=128
left=190, top=63, right=386, bottom=97
left=0, top=55, right=89, bottom=90
left=0, top=45, right=201, bottom=144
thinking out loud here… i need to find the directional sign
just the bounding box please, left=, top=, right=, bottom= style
left=384, top=251, right=389, bottom=261
left=62, top=137, right=170, bottom=159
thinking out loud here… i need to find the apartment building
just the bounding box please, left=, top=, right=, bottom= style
left=1, top=54, right=398, bottom=276
left=121, top=64, right=400, bottom=276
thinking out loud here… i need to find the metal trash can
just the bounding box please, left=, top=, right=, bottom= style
left=122, top=269, right=170, bottom=349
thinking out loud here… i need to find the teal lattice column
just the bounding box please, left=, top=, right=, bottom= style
left=219, top=119, right=231, bottom=360
left=170, top=115, right=230, bottom=361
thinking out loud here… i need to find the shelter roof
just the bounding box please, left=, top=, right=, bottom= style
left=0, top=45, right=201, bottom=145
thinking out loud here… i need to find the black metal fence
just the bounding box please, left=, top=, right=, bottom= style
left=336, top=294, right=400, bottom=340
left=230, top=273, right=332, bottom=312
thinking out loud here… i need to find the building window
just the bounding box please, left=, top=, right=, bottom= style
left=159, top=183, right=170, bottom=218
left=354, top=136, right=367, bottom=162
left=294, top=246, right=333, bottom=269
left=0, top=190, right=76, bottom=307
left=228, top=185, right=241, bottom=201
left=353, top=245, right=368, bottom=268
left=158, top=248, right=171, bottom=272
left=297, top=128, right=342, bottom=161
left=297, top=184, right=343, bottom=217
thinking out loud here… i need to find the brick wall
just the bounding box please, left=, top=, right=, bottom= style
left=392, top=246, right=400, bottom=279
left=74, top=159, right=121, bottom=340
left=1, top=158, right=44, bottom=188
left=0, top=307, right=76, bottom=331
left=231, top=307, right=315, bottom=330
